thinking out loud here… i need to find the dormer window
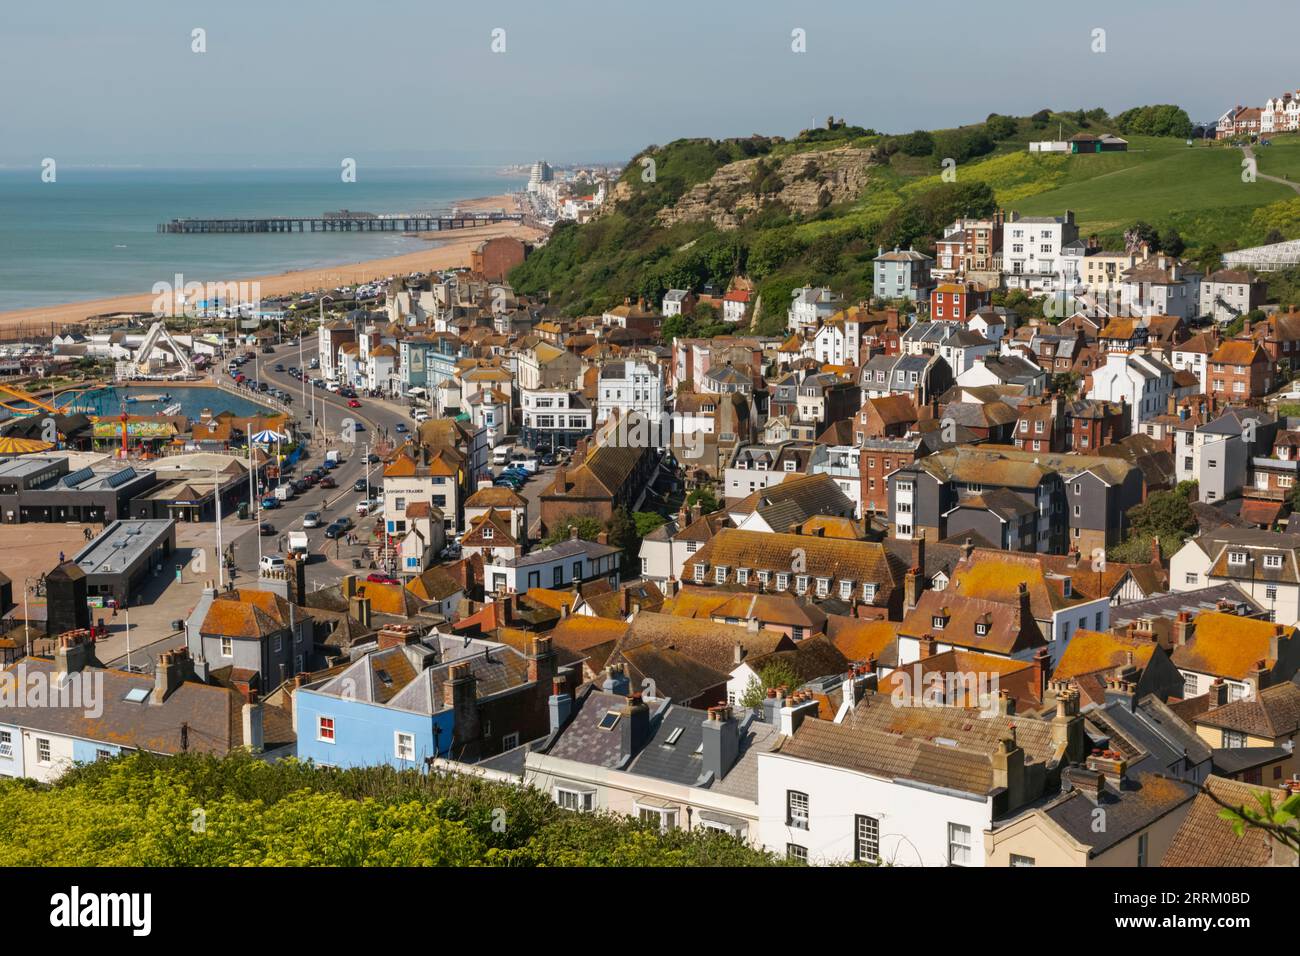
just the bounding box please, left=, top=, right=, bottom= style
left=1264, top=554, right=1283, bottom=569
left=715, top=566, right=729, bottom=584
left=482, top=527, right=494, bottom=539
left=795, top=575, right=809, bottom=594
left=932, top=614, right=947, bottom=630
left=975, top=622, right=989, bottom=636
left=816, top=577, right=830, bottom=597
left=1228, top=551, right=1248, bottom=566
left=776, top=573, right=789, bottom=591
left=694, top=564, right=706, bottom=583
left=1062, top=577, right=1072, bottom=598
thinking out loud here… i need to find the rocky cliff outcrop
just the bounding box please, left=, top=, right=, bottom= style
left=656, top=147, right=881, bottom=230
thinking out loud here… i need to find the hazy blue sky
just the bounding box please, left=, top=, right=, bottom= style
left=1, top=0, right=1292, bottom=168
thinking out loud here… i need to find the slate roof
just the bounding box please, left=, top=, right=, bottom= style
left=0, top=658, right=273, bottom=756
left=1043, top=771, right=1196, bottom=857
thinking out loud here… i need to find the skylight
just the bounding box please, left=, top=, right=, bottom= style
left=664, top=727, right=683, bottom=746
left=123, top=687, right=150, bottom=703
left=598, top=711, right=620, bottom=731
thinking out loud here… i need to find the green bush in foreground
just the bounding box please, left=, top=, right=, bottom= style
left=0, top=752, right=787, bottom=866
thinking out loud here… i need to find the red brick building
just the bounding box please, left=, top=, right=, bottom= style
left=1064, top=399, right=1129, bottom=454
left=1208, top=340, right=1273, bottom=403
left=470, top=236, right=528, bottom=282
left=929, top=283, right=990, bottom=322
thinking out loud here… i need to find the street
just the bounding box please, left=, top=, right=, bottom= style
left=216, top=338, right=418, bottom=591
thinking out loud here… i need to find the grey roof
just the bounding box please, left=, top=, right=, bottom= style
left=1210, top=746, right=1291, bottom=775
left=711, top=719, right=781, bottom=800
left=1043, top=771, right=1196, bottom=857
left=545, top=689, right=642, bottom=769
left=1087, top=694, right=1213, bottom=777
left=498, top=537, right=621, bottom=569
left=1110, top=584, right=1264, bottom=626
left=626, top=703, right=711, bottom=785
left=74, top=519, right=174, bottom=576
left=1202, top=408, right=1276, bottom=437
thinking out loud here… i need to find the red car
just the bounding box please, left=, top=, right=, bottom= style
left=366, top=573, right=400, bottom=585
left=319, top=476, right=337, bottom=489
left=347, top=399, right=362, bottom=408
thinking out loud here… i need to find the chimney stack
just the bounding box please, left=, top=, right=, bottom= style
left=242, top=701, right=264, bottom=753
left=991, top=729, right=1026, bottom=811
left=444, top=661, right=481, bottom=760
left=1173, top=611, right=1194, bottom=647
left=151, top=646, right=194, bottom=704
left=701, top=705, right=740, bottom=781
left=620, top=692, right=651, bottom=759
left=548, top=674, right=573, bottom=735
left=602, top=663, right=630, bottom=696
left=54, top=629, right=93, bottom=677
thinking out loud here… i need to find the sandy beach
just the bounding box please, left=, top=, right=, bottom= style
left=0, top=193, right=543, bottom=330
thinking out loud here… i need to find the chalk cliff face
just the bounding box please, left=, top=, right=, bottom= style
left=655, top=147, right=882, bottom=230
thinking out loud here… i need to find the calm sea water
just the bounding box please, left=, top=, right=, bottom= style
left=0, top=167, right=527, bottom=311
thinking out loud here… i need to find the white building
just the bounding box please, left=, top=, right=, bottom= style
left=787, top=287, right=841, bottom=333
left=1002, top=211, right=1079, bottom=294
left=1087, top=350, right=1175, bottom=432
left=597, top=359, right=665, bottom=434
left=483, top=538, right=621, bottom=595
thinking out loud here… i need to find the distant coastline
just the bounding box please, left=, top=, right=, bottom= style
left=0, top=192, right=542, bottom=332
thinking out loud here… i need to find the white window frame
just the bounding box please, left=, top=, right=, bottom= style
left=555, top=786, right=595, bottom=812
left=317, top=715, right=336, bottom=744
left=395, top=731, right=415, bottom=761
left=947, top=822, right=972, bottom=866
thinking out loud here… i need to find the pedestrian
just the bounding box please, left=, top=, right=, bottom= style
left=58, top=550, right=65, bottom=563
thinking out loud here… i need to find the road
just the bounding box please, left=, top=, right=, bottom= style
left=1242, top=143, right=1300, bottom=195
left=213, top=338, right=418, bottom=591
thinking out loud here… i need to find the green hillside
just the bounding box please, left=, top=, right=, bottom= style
left=512, top=108, right=1300, bottom=328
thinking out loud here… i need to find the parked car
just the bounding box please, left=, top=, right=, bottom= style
left=319, top=476, right=337, bottom=489
left=302, top=512, right=321, bottom=528
left=367, top=453, right=380, bottom=464
left=292, top=479, right=309, bottom=493
left=259, top=554, right=285, bottom=572
left=259, top=522, right=275, bottom=536
left=356, top=498, right=379, bottom=515
left=539, top=453, right=557, bottom=466
left=260, top=496, right=279, bottom=510
left=304, top=473, right=319, bottom=486
left=323, top=458, right=338, bottom=470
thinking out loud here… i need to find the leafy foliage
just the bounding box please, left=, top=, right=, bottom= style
left=1113, top=104, right=1193, bottom=139
left=542, top=515, right=604, bottom=547
left=1108, top=484, right=1200, bottom=563
left=740, top=660, right=804, bottom=709
left=0, top=752, right=785, bottom=866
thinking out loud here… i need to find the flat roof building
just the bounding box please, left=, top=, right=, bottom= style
left=72, top=518, right=176, bottom=604
left=0, top=456, right=157, bottom=524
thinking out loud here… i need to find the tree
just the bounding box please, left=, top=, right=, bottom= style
left=542, top=515, right=603, bottom=548
left=985, top=114, right=1018, bottom=140
left=1108, top=486, right=1199, bottom=562
left=740, top=660, right=804, bottom=709
left=1127, top=220, right=1160, bottom=251
left=686, top=484, right=719, bottom=515
left=1160, top=228, right=1185, bottom=257
left=607, top=506, right=640, bottom=569
left=897, top=130, right=935, bottom=157
left=634, top=512, right=667, bottom=538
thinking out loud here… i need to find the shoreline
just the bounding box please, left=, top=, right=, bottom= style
left=0, top=192, right=541, bottom=331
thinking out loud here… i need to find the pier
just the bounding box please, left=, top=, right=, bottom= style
left=157, top=212, right=522, bottom=234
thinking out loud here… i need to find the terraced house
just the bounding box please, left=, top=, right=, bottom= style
left=887, top=444, right=1143, bottom=556
left=683, top=528, right=905, bottom=617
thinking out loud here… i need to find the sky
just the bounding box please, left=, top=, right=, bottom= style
left=2, top=0, right=1296, bottom=169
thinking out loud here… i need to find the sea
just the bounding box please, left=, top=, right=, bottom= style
left=0, top=166, right=528, bottom=312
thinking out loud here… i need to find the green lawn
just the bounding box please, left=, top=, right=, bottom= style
left=1253, top=133, right=1300, bottom=182
left=1013, top=137, right=1291, bottom=236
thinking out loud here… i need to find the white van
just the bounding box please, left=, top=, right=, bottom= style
left=259, top=554, right=285, bottom=572
left=275, top=484, right=295, bottom=502
left=492, top=447, right=512, bottom=466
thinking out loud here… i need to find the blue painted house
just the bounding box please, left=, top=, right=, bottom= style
left=294, top=629, right=566, bottom=767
